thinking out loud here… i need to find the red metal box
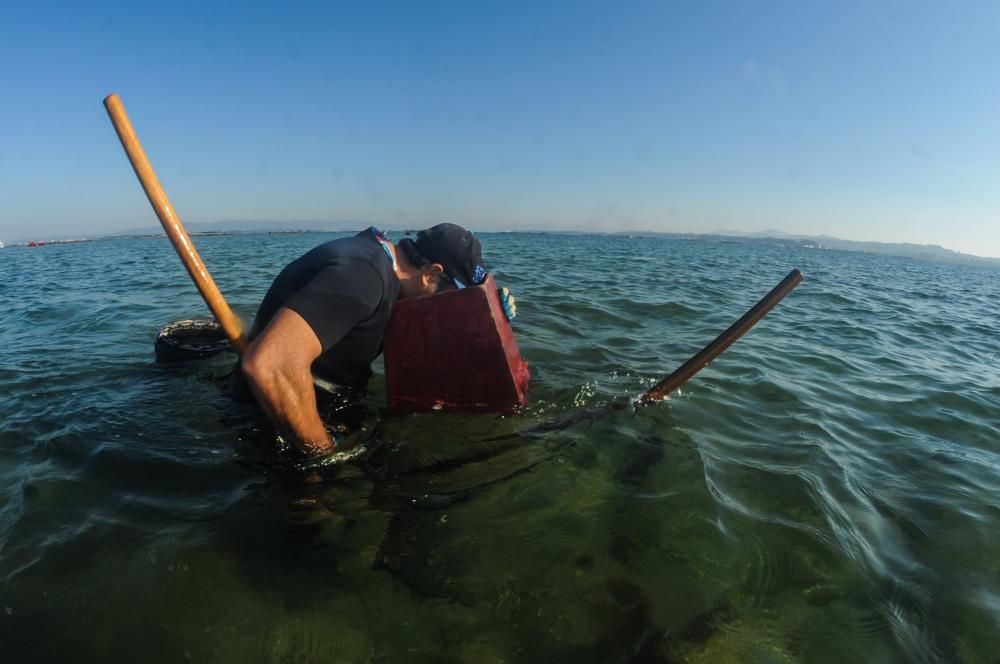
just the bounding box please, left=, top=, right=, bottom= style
left=383, top=274, right=529, bottom=413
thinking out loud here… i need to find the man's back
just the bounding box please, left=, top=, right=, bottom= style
left=250, top=228, right=400, bottom=388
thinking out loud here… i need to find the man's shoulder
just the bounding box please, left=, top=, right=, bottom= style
left=294, top=231, right=385, bottom=275
left=299, top=230, right=396, bottom=293
left=311, top=229, right=381, bottom=260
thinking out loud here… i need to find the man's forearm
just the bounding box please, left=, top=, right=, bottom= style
left=240, top=307, right=335, bottom=455
left=245, top=363, right=335, bottom=453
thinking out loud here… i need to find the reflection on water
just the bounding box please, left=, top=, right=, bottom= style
left=1, top=233, right=998, bottom=662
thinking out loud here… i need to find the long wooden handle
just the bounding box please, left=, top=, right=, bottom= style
left=637, top=268, right=803, bottom=405
left=103, top=94, right=248, bottom=354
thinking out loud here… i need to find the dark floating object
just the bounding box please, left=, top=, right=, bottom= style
left=154, top=319, right=231, bottom=362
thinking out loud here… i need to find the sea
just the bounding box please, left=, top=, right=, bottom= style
left=1, top=231, right=997, bottom=663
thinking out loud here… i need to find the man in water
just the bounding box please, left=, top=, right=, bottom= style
left=235, top=224, right=503, bottom=457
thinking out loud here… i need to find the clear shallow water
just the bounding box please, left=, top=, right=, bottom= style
left=1, top=232, right=998, bottom=662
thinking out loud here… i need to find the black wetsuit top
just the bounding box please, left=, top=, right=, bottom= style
left=245, top=227, right=400, bottom=389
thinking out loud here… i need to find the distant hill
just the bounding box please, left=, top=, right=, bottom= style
left=615, top=230, right=1000, bottom=268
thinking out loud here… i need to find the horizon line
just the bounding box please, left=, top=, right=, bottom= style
left=5, top=222, right=999, bottom=262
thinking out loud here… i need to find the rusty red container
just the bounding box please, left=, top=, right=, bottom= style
left=383, top=274, right=530, bottom=413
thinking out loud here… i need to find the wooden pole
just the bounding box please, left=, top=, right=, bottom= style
left=103, top=93, right=248, bottom=354
left=637, top=269, right=803, bottom=405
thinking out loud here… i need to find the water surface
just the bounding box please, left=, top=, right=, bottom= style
left=1, top=232, right=998, bottom=662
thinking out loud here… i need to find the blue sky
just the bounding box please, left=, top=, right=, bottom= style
left=1, top=1, right=998, bottom=257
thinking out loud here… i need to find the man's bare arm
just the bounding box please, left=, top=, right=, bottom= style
left=241, top=307, right=334, bottom=454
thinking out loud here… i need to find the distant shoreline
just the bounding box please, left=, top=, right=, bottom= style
left=0, top=228, right=318, bottom=249
left=4, top=226, right=998, bottom=268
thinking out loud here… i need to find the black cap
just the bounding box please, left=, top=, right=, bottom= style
left=414, top=223, right=486, bottom=289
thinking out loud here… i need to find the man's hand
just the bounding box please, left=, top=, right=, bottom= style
left=498, top=287, right=517, bottom=321
left=242, top=307, right=336, bottom=454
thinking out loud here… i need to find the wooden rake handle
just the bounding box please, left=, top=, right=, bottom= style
left=103, top=93, right=248, bottom=354
left=638, top=268, right=803, bottom=405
